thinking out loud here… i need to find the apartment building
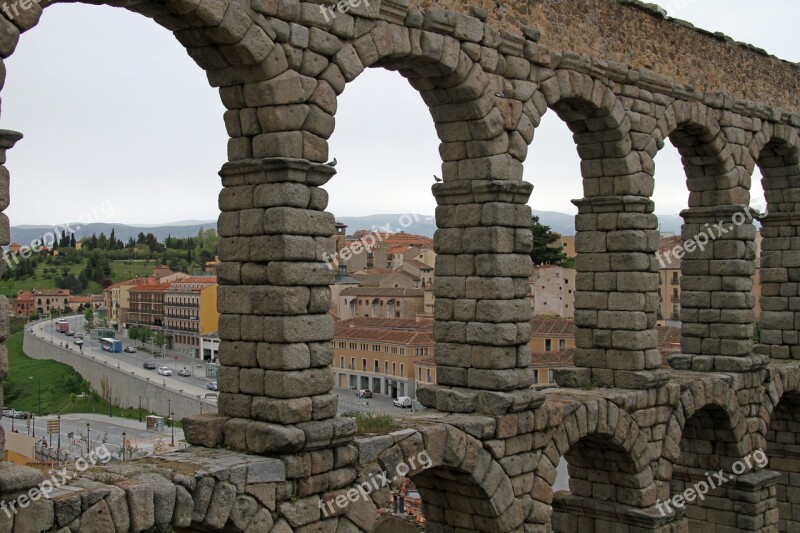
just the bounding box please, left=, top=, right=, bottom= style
left=32, top=289, right=70, bottom=314
left=104, top=277, right=156, bottom=326
left=530, top=317, right=576, bottom=354
left=127, top=283, right=171, bottom=330
left=13, top=290, right=34, bottom=316
left=332, top=318, right=434, bottom=399
left=529, top=266, right=576, bottom=318
left=163, top=277, right=219, bottom=354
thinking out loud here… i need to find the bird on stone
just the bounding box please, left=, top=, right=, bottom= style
left=434, top=175, right=442, bottom=182
left=326, top=158, right=337, bottom=167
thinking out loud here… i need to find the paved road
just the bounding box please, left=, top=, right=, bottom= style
left=29, top=316, right=219, bottom=403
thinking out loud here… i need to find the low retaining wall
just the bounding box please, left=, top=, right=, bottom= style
left=23, top=331, right=216, bottom=421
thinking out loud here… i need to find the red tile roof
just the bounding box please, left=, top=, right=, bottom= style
left=335, top=318, right=434, bottom=346
left=129, top=283, right=172, bottom=292
left=340, top=287, right=423, bottom=297
left=405, top=259, right=433, bottom=270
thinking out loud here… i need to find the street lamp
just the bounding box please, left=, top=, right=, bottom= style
left=57, top=415, right=61, bottom=461
left=167, top=399, right=171, bottom=427
left=86, top=423, right=91, bottom=454
left=170, top=413, right=175, bottom=447
left=30, top=412, right=35, bottom=438
left=121, top=432, right=126, bottom=461
left=138, top=396, right=142, bottom=423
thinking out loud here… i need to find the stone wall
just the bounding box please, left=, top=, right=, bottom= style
left=412, top=0, right=800, bottom=113
left=23, top=333, right=216, bottom=420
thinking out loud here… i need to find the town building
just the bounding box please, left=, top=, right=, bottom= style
left=200, top=332, right=220, bottom=363
left=163, top=277, right=219, bottom=354
left=31, top=289, right=70, bottom=315
left=337, top=287, right=425, bottom=319
left=13, top=290, right=34, bottom=316
left=529, top=266, right=576, bottom=318
left=530, top=317, right=577, bottom=353
left=103, top=278, right=156, bottom=327
left=127, top=283, right=171, bottom=330
left=332, top=318, right=434, bottom=399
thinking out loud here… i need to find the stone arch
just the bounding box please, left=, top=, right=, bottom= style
left=371, top=425, right=524, bottom=532
left=654, top=100, right=743, bottom=207
left=747, top=122, right=800, bottom=212
left=534, top=69, right=640, bottom=198
left=747, top=123, right=800, bottom=359
left=546, top=400, right=658, bottom=530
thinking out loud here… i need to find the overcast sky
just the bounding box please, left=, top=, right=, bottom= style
left=1, top=1, right=797, bottom=226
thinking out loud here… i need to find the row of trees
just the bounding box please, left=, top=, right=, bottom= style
left=128, top=325, right=166, bottom=349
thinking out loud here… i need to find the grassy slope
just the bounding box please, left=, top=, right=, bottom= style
left=0, top=259, right=156, bottom=297
left=5, top=331, right=150, bottom=421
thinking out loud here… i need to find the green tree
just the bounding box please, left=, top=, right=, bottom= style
left=84, top=307, right=94, bottom=324
left=530, top=216, right=567, bottom=265
left=128, top=326, right=140, bottom=346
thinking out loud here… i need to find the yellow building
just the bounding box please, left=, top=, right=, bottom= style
left=333, top=318, right=433, bottom=399
left=163, top=277, right=219, bottom=355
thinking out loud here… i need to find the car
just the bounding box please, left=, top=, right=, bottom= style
left=73, top=339, right=84, bottom=346
left=393, top=396, right=412, bottom=408
left=207, top=381, right=218, bottom=391
left=124, top=346, right=136, bottom=353
left=356, top=389, right=372, bottom=398
left=2, top=408, right=15, bottom=418
left=13, top=411, right=30, bottom=419
left=75, top=333, right=83, bottom=339
left=157, top=367, right=172, bottom=376
left=177, top=368, right=191, bottom=377
left=65, top=330, right=75, bottom=336
left=142, top=362, right=157, bottom=370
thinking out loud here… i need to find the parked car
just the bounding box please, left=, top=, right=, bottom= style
left=142, top=361, right=157, bottom=370
left=13, top=411, right=30, bottom=419
left=393, top=396, right=412, bottom=408
left=356, top=389, right=372, bottom=398
left=177, top=368, right=191, bottom=377
left=124, top=346, right=136, bottom=353
left=73, top=339, right=84, bottom=346
left=207, top=381, right=218, bottom=391
left=157, top=367, right=172, bottom=376
left=2, top=408, right=15, bottom=418
left=65, top=330, right=75, bottom=336
left=75, top=333, right=83, bottom=339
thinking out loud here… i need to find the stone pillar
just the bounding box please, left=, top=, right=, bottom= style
left=0, top=129, right=22, bottom=456
left=215, top=157, right=354, bottom=454
left=555, top=195, right=670, bottom=389
left=670, top=205, right=763, bottom=372
left=417, top=180, right=544, bottom=415
left=757, top=212, right=800, bottom=360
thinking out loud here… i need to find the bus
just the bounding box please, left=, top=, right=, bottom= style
left=100, top=338, right=122, bottom=353
left=56, top=319, right=69, bottom=333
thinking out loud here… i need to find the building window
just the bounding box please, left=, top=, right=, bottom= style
left=339, top=357, right=344, bottom=368
left=392, top=363, right=396, bottom=376
left=400, top=364, right=404, bottom=376
left=350, top=358, right=355, bottom=369
left=373, top=344, right=380, bottom=352
left=545, top=339, right=552, bottom=352
left=548, top=370, right=555, bottom=383
left=533, top=370, right=539, bottom=383
left=418, top=368, right=422, bottom=380
left=426, top=369, right=432, bottom=383
left=385, top=361, right=389, bottom=374
left=399, top=348, right=404, bottom=356
left=362, top=359, right=367, bottom=371
left=559, top=339, right=566, bottom=350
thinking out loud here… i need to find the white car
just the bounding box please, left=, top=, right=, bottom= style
left=393, top=396, right=412, bottom=408
left=157, top=367, right=172, bottom=376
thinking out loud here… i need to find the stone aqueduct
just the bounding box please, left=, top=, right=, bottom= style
left=0, top=0, right=798, bottom=531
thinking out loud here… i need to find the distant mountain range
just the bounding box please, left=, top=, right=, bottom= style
left=9, top=222, right=217, bottom=247
left=335, top=211, right=685, bottom=237
left=8, top=211, right=686, bottom=246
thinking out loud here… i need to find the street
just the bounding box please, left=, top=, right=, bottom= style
left=29, top=315, right=219, bottom=401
